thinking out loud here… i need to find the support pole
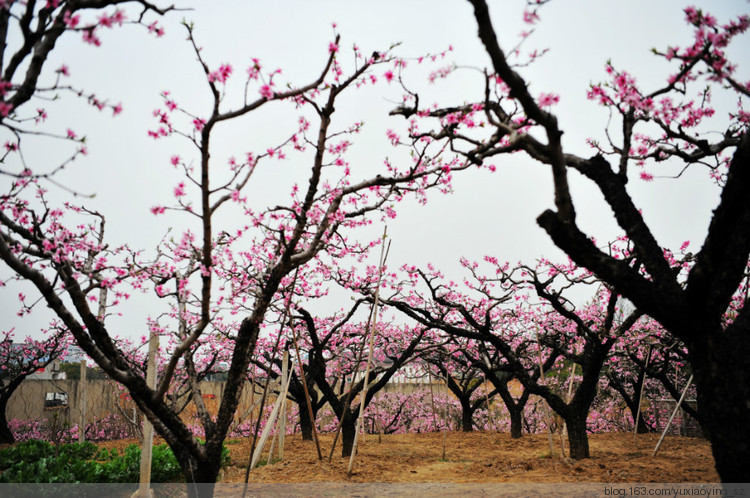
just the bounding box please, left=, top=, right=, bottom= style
left=535, top=328, right=556, bottom=458
left=78, top=360, right=87, bottom=443
left=347, top=228, right=389, bottom=476
left=634, top=345, right=654, bottom=438
left=653, top=374, right=693, bottom=456
left=135, top=332, right=158, bottom=498
left=250, top=365, right=295, bottom=469
left=278, top=350, right=288, bottom=461
left=560, top=362, right=576, bottom=458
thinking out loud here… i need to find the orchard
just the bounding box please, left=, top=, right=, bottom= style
left=0, top=0, right=747, bottom=494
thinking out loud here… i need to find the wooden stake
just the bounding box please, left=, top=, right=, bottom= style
left=535, top=328, right=556, bottom=458
left=135, top=331, right=158, bottom=498
left=347, top=227, right=389, bottom=476
left=278, top=350, right=288, bottom=460
left=558, top=363, right=576, bottom=458
left=250, top=365, right=295, bottom=469
left=653, top=374, right=693, bottom=456
left=442, top=429, right=447, bottom=461
left=78, top=360, right=87, bottom=443
left=634, top=345, right=654, bottom=439
left=428, top=370, right=439, bottom=432
left=289, top=307, right=323, bottom=460
left=244, top=271, right=299, bottom=487
left=483, top=374, right=496, bottom=431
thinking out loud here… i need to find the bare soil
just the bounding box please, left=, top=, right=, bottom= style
left=98, top=431, right=718, bottom=483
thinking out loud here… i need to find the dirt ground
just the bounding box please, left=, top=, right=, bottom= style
left=98, top=431, right=718, bottom=483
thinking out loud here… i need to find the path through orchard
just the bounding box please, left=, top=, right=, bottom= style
left=96, top=431, right=717, bottom=484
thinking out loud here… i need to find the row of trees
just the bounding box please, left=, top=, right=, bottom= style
left=1, top=0, right=747, bottom=491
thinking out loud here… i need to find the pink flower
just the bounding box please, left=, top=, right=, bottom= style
left=66, top=128, right=77, bottom=139
left=112, top=102, right=123, bottom=116
left=537, top=92, right=560, bottom=107
left=640, top=171, right=654, bottom=182
left=57, top=64, right=70, bottom=76
left=174, top=182, right=186, bottom=197
left=259, top=84, right=274, bottom=99
left=384, top=70, right=394, bottom=83
left=170, top=155, right=180, bottom=166
left=329, top=42, right=339, bottom=54
left=150, top=206, right=166, bottom=215
left=0, top=101, right=12, bottom=117
left=208, top=64, right=233, bottom=84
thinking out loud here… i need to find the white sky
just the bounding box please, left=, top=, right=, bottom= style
left=3, top=0, right=748, bottom=342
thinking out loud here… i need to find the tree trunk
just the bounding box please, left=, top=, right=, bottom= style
left=461, top=403, right=474, bottom=432
left=689, top=326, right=750, bottom=482
left=297, top=400, right=313, bottom=441
left=508, top=406, right=523, bottom=439
left=340, top=415, right=357, bottom=458
left=0, top=398, right=14, bottom=444
left=565, top=412, right=590, bottom=459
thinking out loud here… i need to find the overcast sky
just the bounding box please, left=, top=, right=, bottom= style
left=3, top=0, right=748, bottom=342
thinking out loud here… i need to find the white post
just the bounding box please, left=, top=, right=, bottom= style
left=135, top=332, right=159, bottom=498
left=653, top=374, right=693, bottom=456
left=78, top=360, right=87, bottom=443
left=279, top=350, right=288, bottom=460
left=250, top=367, right=294, bottom=469
left=634, top=345, right=653, bottom=439
left=348, top=228, right=389, bottom=476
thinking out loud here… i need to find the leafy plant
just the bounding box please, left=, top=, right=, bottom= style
left=0, top=440, right=228, bottom=483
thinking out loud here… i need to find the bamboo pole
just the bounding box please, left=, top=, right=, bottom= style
left=278, top=350, right=288, bottom=460
left=250, top=365, right=295, bottom=469
left=560, top=362, right=576, bottom=458
left=653, top=374, right=693, bottom=456
left=535, top=328, right=556, bottom=458
left=483, top=374, right=496, bottom=431
left=427, top=369, right=439, bottom=431
left=634, top=345, right=654, bottom=439
left=289, top=308, right=323, bottom=460
left=243, top=271, right=299, bottom=487
left=347, top=228, right=389, bottom=476
left=78, top=360, right=87, bottom=443
left=135, top=331, right=159, bottom=498
left=327, top=318, right=372, bottom=461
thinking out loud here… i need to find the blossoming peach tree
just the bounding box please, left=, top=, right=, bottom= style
left=392, top=0, right=749, bottom=480
left=0, top=0, right=466, bottom=488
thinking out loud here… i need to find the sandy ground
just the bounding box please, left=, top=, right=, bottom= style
left=99, top=431, right=718, bottom=484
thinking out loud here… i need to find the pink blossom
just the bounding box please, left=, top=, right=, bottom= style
left=0, top=101, right=12, bottom=117
left=208, top=64, right=233, bottom=84
left=112, top=102, right=123, bottom=116
left=174, top=182, right=186, bottom=197
left=66, top=128, right=77, bottom=139
left=384, top=70, right=394, bottom=83
left=150, top=206, right=166, bottom=215
left=259, top=84, right=274, bottom=99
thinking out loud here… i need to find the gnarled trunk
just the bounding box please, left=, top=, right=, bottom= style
left=0, top=396, right=14, bottom=444
left=689, top=325, right=750, bottom=482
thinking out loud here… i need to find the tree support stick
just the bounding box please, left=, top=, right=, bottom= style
left=244, top=271, right=299, bottom=487
left=652, top=374, right=693, bottom=456
left=250, top=364, right=295, bottom=469
left=134, top=332, right=158, bottom=498
left=535, top=328, right=556, bottom=458
left=290, top=309, right=323, bottom=460
left=347, top=228, right=389, bottom=476
left=560, top=362, right=577, bottom=458
left=634, top=345, right=653, bottom=439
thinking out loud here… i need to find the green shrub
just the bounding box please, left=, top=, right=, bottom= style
left=0, top=440, right=228, bottom=483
